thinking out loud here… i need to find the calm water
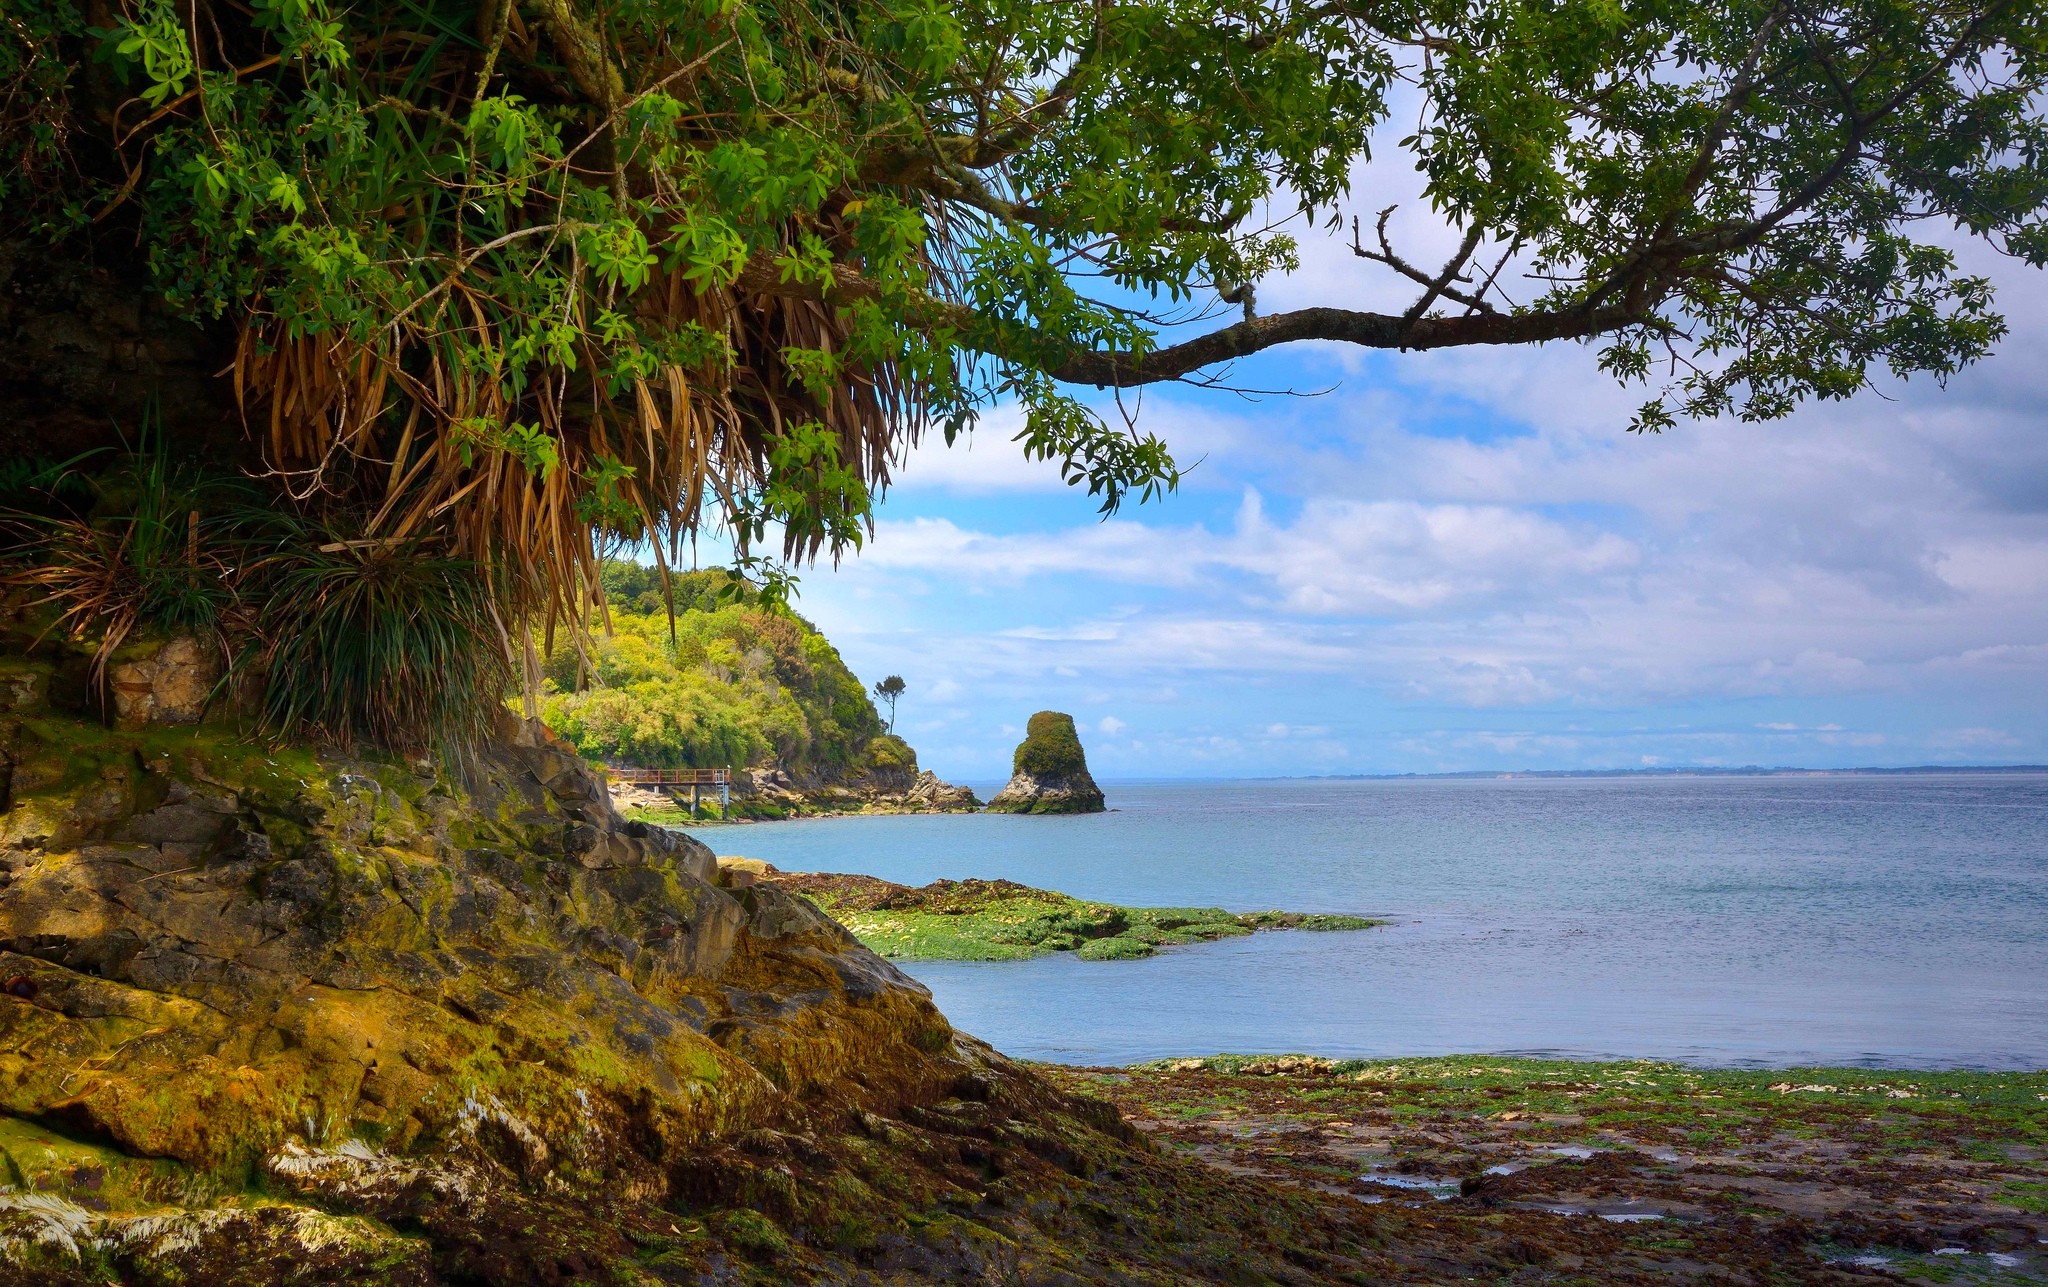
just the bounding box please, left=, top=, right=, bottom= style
left=685, top=775, right=2048, bottom=1069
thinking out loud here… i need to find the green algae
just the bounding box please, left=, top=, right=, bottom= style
left=777, top=875, right=1384, bottom=962
left=1069, top=1054, right=2048, bottom=1153
left=2006, top=1181, right=2048, bottom=1215
left=1076, top=935, right=1154, bottom=961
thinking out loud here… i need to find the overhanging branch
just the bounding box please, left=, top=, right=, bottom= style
left=733, top=254, right=1650, bottom=387
left=1032, top=303, right=1650, bottom=386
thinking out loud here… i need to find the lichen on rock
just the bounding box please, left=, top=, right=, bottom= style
left=0, top=659, right=1406, bottom=1285
left=0, top=690, right=962, bottom=1280
left=987, top=711, right=1106, bottom=814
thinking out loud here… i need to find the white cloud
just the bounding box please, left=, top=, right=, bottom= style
left=1098, top=716, right=1127, bottom=735
left=856, top=489, right=1642, bottom=618
left=789, top=195, right=2048, bottom=770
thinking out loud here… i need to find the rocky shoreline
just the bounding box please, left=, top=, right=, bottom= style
left=1047, top=1054, right=2048, bottom=1284
left=0, top=666, right=1379, bottom=1285
left=610, top=765, right=981, bottom=823
left=1, top=664, right=2040, bottom=1283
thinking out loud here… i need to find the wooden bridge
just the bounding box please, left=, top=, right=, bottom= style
left=602, top=766, right=732, bottom=816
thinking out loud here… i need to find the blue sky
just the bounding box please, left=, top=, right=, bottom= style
left=742, top=175, right=2048, bottom=781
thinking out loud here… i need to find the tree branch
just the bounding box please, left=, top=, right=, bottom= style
left=732, top=248, right=1648, bottom=385
left=1032, top=303, right=1650, bottom=385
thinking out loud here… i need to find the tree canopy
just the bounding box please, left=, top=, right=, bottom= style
left=536, top=563, right=888, bottom=777
left=873, top=674, right=905, bottom=730
left=5, top=0, right=2045, bottom=624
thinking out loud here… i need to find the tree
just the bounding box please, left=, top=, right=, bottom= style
left=873, top=675, right=906, bottom=733
left=4, top=0, right=2045, bottom=741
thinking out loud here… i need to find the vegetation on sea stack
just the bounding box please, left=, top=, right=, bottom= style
left=1013, top=710, right=1089, bottom=779
left=989, top=710, right=1106, bottom=813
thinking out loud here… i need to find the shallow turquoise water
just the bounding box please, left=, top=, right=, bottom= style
left=684, top=774, right=2048, bottom=1069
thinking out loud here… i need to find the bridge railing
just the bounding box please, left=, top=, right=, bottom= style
left=603, top=767, right=732, bottom=787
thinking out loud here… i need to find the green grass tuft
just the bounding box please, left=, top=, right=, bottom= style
left=257, top=533, right=510, bottom=753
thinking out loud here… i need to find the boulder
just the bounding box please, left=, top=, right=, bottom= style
left=0, top=700, right=967, bottom=1281
left=987, top=711, right=1106, bottom=814
left=106, top=635, right=217, bottom=728
left=905, top=768, right=982, bottom=812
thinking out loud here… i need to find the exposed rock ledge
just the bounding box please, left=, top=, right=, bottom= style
left=0, top=656, right=1398, bottom=1284
left=609, top=766, right=981, bottom=822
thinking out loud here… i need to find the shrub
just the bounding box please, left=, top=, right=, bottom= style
left=1013, top=711, right=1089, bottom=777
left=256, top=538, right=510, bottom=752
left=0, top=434, right=245, bottom=690
left=862, top=734, right=915, bottom=771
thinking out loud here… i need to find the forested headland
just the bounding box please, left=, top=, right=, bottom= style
left=535, top=561, right=932, bottom=812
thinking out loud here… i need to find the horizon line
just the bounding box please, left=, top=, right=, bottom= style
left=1046, top=763, right=2048, bottom=784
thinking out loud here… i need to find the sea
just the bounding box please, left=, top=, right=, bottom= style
left=682, top=774, right=2048, bottom=1070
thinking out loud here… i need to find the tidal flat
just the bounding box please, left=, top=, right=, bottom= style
left=1043, top=1054, right=2048, bottom=1284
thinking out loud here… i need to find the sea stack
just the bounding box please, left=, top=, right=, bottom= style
left=987, top=711, right=1107, bottom=814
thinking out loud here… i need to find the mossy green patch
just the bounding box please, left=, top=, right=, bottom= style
left=1079, top=1054, right=2048, bottom=1154
left=713, top=1208, right=792, bottom=1259
left=767, top=872, right=1384, bottom=962
left=2005, top=1180, right=2048, bottom=1214
left=1077, top=935, right=1155, bottom=961
left=0, top=1114, right=199, bottom=1209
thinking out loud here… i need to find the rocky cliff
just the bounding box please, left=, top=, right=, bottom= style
left=723, top=754, right=981, bottom=818
left=0, top=653, right=1390, bottom=1285
left=987, top=712, right=1106, bottom=815
left=608, top=757, right=980, bottom=822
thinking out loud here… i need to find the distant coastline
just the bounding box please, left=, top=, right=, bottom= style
left=1286, top=763, right=2048, bottom=781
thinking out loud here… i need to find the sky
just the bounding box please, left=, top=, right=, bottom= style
left=750, top=172, right=2048, bottom=782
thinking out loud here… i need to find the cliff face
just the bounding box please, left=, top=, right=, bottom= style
left=987, top=712, right=1106, bottom=815
left=722, top=743, right=982, bottom=818
left=0, top=655, right=1385, bottom=1285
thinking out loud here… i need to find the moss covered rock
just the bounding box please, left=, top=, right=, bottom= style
left=0, top=698, right=968, bottom=1278
left=0, top=667, right=1405, bottom=1285
left=986, top=712, right=1105, bottom=814
left=765, top=870, right=1383, bottom=961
